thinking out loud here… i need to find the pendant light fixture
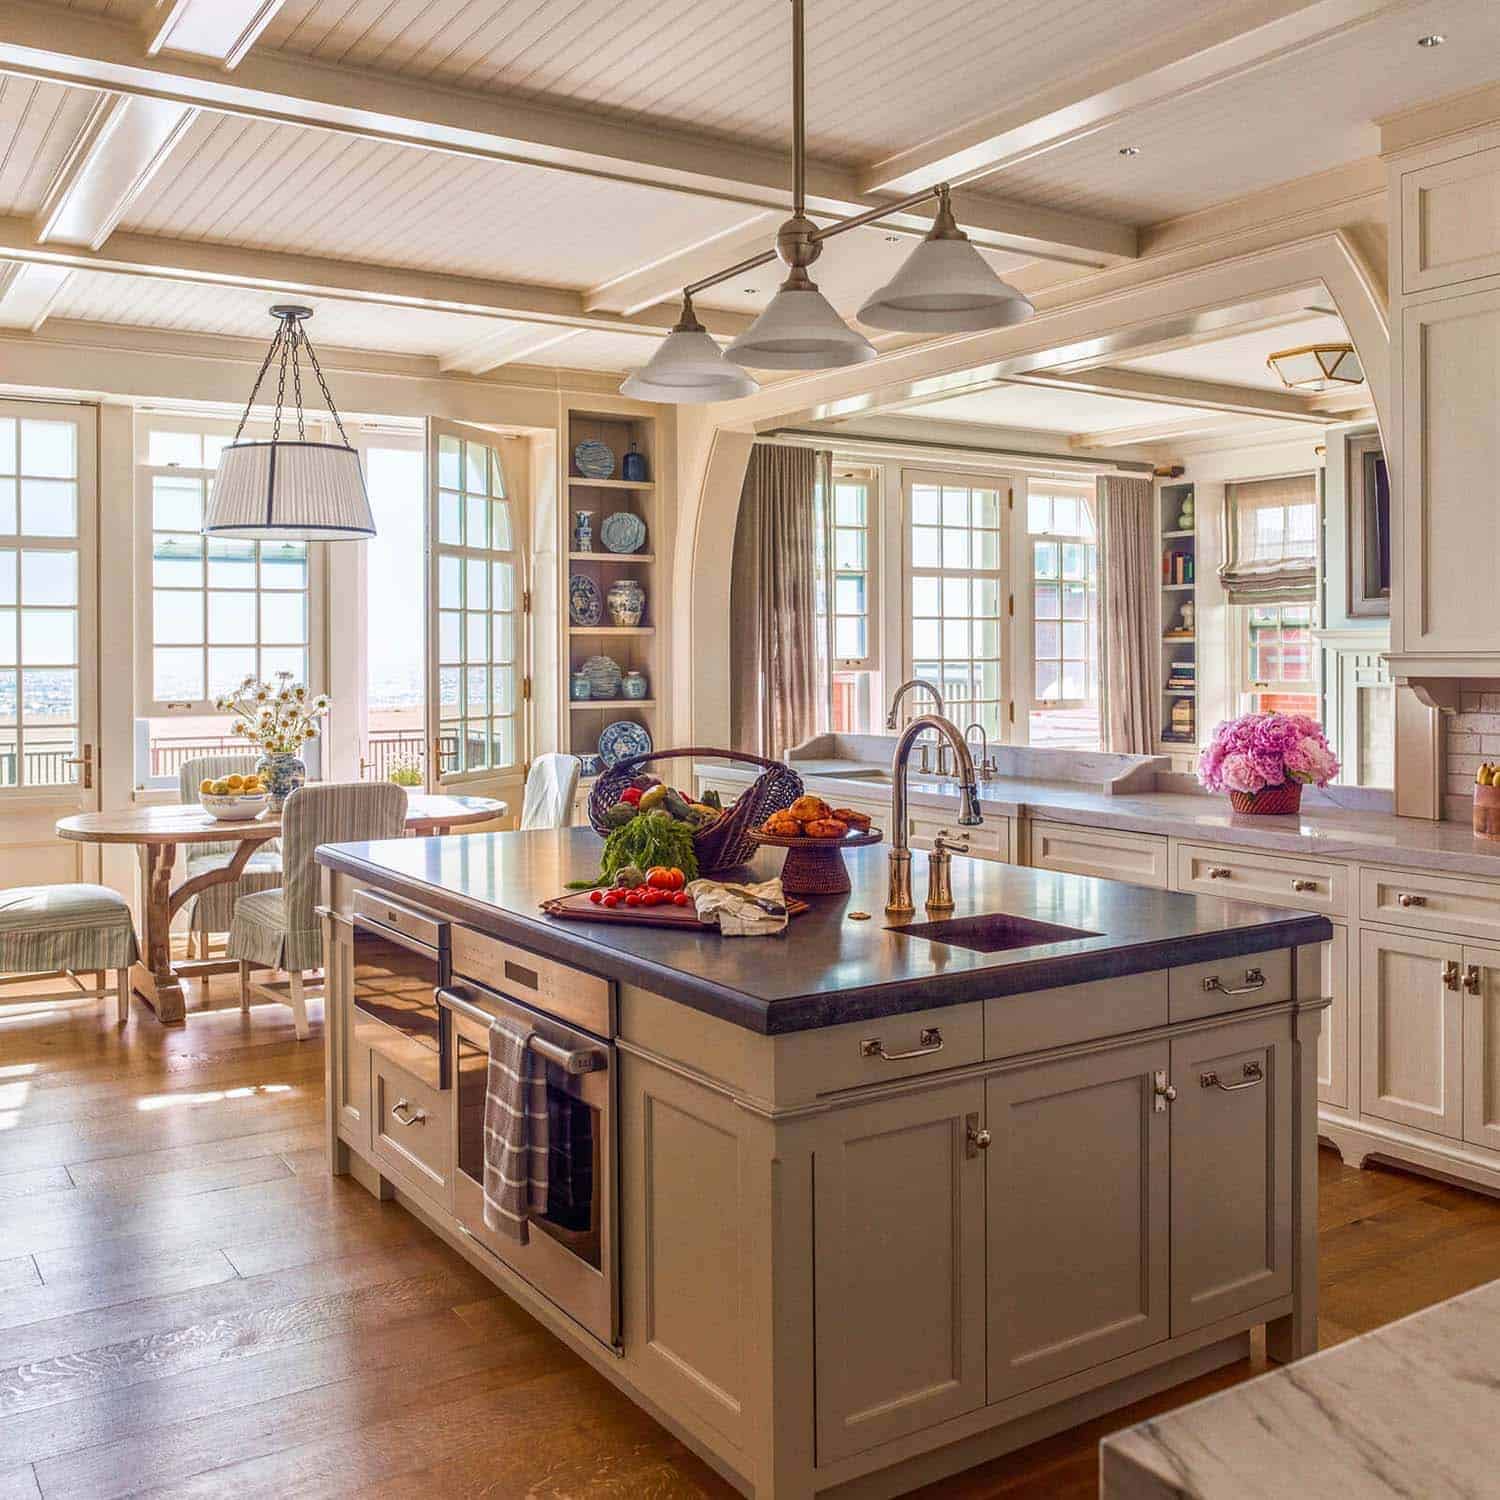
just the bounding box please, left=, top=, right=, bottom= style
left=618, top=0, right=1035, bottom=402
left=1265, top=342, right=1364, bottom=393
left=204, top=305, right=375, bottom=540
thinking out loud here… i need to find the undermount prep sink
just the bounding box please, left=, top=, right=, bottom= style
left=888, top=912, right=1099, bottom=954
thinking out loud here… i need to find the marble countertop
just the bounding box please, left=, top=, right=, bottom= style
left=1100, top=1276, right=1500, bottom=1498
left=317, top=828, right=1328, bottom=1035
left=695, top=762, right=1500, bottom=877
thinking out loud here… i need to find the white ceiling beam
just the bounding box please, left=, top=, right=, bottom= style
left=144, top=0, right=288, bottom=70
left=1007, top=367, right=1333, bottom=423
left=860, top=0, right=1409, bottom=195
left=584, top=210, right=783, bottom=316
left=35, top=93, right=197, bottom=251
left=0, top=260, right=73, bottom=330
left=1069, top=412, right=1282, bottom=449
left=439, top=325, right=585, bottom=375
left=0, top=0, right=1134, bottom=268
left=0, top=213, right=754, bottom=340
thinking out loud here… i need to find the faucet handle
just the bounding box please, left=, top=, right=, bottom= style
left=933, top=828, right=970, bottom=855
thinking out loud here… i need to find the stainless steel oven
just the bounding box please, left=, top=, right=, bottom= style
left=351, top=890, right=450, bottom=1091
left=438, top=928, right=617, bottom=1351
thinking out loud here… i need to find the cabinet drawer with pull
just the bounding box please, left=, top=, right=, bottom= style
left=1361, top=867, right=1500, bottom=942
left=1029, top=820, right=1169, bottom=889
left=777, top=1003, right=982, bottom=1098
left=1175, top=843, right=1346, bottom=917
left=910, top=814, right=1010, bottom=862
left=371, top=1051, right=452, bottom=1210
left=1168, top=950, right=1293, bottom=1023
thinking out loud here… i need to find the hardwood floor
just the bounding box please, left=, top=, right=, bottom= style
left=3, top=984, right=1499, bottom=1500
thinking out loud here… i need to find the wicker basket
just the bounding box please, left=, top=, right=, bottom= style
left=1228, top=781, right=1303, bottom=815
left=587, top=747, right=804, bottom=876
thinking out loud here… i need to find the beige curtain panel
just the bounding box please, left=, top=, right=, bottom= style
left=730, top=443, right=824, bottom=758
left=1097, top=475, right=1157, bottom=754
left=1219, top=473, right=1318, bottom=605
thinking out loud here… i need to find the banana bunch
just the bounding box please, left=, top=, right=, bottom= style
left=1478, top=764, right=1500, bottom=787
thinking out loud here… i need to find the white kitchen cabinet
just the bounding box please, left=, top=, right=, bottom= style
left=1359, top=927, right=1464, bottom=1139
left=1318, top=923, right=1350, bottom=1111
left=909, top=810, right=1011, bottom=861
left=1462, top=943, right=1500, bottom=1154
left=1400, top=144, right=1500, bottom=293
left=1169, top=1014, right=1293, bottom=1334
left=1028, top=819, right=1168, bottom=888
left=985, top=1040, right=1170, bottom=1401
left=814, top=1079, right=987, bottom=1462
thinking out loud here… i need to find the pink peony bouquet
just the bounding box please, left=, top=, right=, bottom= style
left=1197, top=713, right=1338, bottom=795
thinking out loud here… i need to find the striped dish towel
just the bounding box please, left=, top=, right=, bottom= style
left=481, top=1015, right=550, bottom=1244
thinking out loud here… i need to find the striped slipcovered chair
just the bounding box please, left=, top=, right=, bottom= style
left=228, top=782, right=405, bottom=1039
left=0, top=884, right=140, bottom=1024
left=178, top=755, right=282, bottom=959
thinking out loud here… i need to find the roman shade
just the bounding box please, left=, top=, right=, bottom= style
left=1218, top=474, right=1318, bottom=605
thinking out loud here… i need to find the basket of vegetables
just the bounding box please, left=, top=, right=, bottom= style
left=584, top=747, right=804, bottom=879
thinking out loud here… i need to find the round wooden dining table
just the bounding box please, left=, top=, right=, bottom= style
left=56, top=792, right=505, bottom=1025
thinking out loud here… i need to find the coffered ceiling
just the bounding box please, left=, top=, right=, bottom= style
left=0, top=0, right=1493, bottom=386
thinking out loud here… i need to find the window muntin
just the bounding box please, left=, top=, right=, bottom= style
left=1027, top=486, right=1100, bottom=750
left=0, top=416, right=81, bottom=787
left=434, top=432, right=521, bottom=778
left=907, top=473, right=1004, bottom=741
left=1243, top=602, right=1317, bottom=716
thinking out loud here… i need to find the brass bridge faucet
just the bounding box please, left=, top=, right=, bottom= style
left=886, top=713, right=983, bottom=916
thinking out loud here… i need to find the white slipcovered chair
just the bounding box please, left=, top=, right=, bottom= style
left=0, top=884, right=140, bottom=1024
left=228, top=781, right=406, bottom=1039
left=520, top=752, right=581, bottom=830
left=177, top=755, right=282, bottom=958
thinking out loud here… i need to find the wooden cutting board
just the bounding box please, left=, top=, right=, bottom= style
left=541, top=889, right=808, bottom=930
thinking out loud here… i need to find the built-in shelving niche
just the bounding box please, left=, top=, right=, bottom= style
left=1158, top=482, right=1197, bottom=753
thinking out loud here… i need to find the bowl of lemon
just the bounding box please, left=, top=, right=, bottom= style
left=198, top=772, right=270, bottom=821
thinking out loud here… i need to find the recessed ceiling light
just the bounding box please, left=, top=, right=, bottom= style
left=1119, top=145, right=1141, bottom=157
left=1417, top=32, right=1445, bottom=46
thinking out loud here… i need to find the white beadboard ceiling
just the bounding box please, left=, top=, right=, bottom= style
left=984, top=0, right=1500, bottom=224
left=1120, top=314, right=1350, bottom=390
left=256, top=0, right=1262, bottom=167
left=0, top=76, right=105, bottom=218
left=118, top=110, right=755, bottom=288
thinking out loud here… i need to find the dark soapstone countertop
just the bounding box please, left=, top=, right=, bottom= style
left=318, top=828, right=1331, bottom=1034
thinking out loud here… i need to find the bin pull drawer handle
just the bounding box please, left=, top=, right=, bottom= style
left=1201, top=967, right=1265, bottom=996
left=1201, top=1061, right=1265, bottom=1091
left=861, top=1027, right=942, bottom=1061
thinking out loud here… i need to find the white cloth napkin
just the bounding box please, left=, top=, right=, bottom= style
left=687, top=876, right=789, bottom=937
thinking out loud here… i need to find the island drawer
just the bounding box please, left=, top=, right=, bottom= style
left=784, top=1005, right=982, bottom=1096
left=1361, top=866, right=1500, bottom=941
left=909, top=813, right=1011, bottom=862
left=1175, top=843, right=1346, bottom=917
left=370, top=1051, right=452, bottom=1210
left=985, top=971, right=1166, bottom=1058
left=1028, top=821, right=1169, bottom=889
left=1168, top=951, right=1293, bottom=1023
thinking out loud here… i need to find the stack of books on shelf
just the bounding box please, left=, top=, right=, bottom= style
left=1166, top=658, right=1197, bottom=692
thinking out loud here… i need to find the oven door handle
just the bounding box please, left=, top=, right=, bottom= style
left=437, top=987, right=608, bottom=1076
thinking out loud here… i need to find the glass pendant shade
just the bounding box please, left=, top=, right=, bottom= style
left=859, top=235, right=1035, bottom=332
left=725, top=280, right=876, bottom=370
left=620, top=326, right=759, bottom=402
left=204, top=440, right=375, bottom=539
left=1266, top=343, right=1363, bottom=392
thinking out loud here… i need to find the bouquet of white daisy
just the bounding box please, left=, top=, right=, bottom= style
left=215, top=673, right=331, bottom=754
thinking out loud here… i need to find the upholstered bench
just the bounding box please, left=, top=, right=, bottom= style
left=0, top=885, right=140, bottom=1024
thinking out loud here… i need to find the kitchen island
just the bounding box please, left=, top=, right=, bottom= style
left=317, top=829, right=1332, bottom=1500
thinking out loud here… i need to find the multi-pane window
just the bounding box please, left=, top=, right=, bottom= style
left=831, top=471, right=873, bottom=664
left=1027, top=487, right=1099, bottom=749
left=0, top=416, right=81, bottom=787
left=142, top=426, right=312, bottom=708
left=434, top=432, right=522, bottom=778
left=1244, top=603, right=1317, bottom=716
left=907, top=473, right=1004, bottom=739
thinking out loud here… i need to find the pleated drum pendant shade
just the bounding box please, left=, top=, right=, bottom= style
left=206, top=441, right=374, bottom=539
left=204, top=305, right=375, bottom=541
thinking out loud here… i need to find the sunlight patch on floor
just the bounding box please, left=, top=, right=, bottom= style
left=136, top=1082, right=295, bottom=1111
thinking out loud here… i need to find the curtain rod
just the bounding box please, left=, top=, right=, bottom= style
left=756, top=428, right=1155, bottom=476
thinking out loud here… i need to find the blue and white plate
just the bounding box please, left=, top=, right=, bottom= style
left=574, top=440, right=615, bottom=480
left=600, top=510, right=647, bottom=554
left=580, top=653, right=622, bottom=698
left=568, top=573, right=602, bottom=627
left=599, top=719, right=652, bottom=768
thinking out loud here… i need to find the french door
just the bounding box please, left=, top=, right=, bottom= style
left=425, top=419, right=528, bottom=807
left=0, top=399, right=99, bottom=883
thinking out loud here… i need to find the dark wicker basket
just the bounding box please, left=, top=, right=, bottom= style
left=587, top=746, right=804, bottom=876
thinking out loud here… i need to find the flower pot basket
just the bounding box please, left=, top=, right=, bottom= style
left=587, top=747, right=804, bottom=876
left=1228, top=782, right=1303, bottom=816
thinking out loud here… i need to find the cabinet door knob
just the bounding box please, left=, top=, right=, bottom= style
left=1207, top=865, right=1231, bottom=880
left=1443, top=960, right=1461, bottom=992
left=1398, top=893, right=1427, bottom=908
left=1463, top=964, right=1481, bottom=995
left=1291, top=878, right=1318, bottom=893
left=1153, top=1069, right=1177, bottom=1111
left=966, top=1113, right=992, bottom=1156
